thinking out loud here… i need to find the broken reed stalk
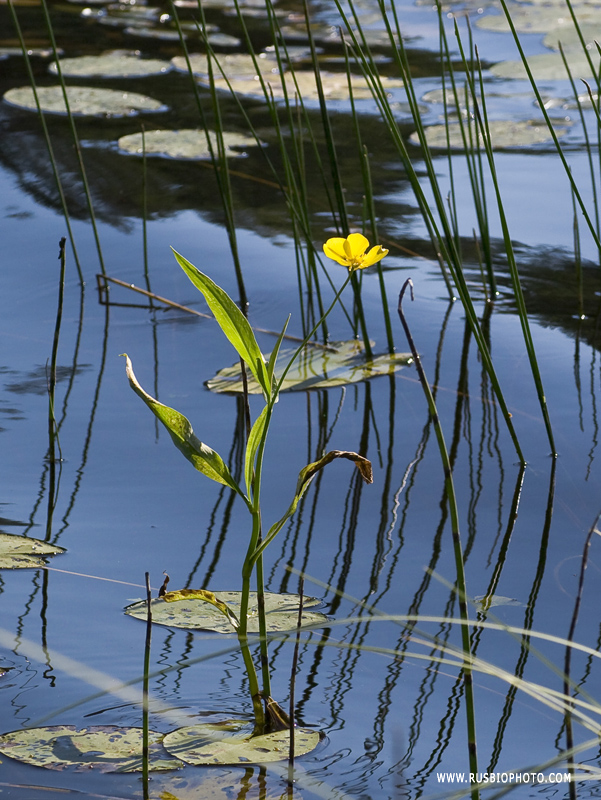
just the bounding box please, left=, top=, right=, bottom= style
left=397, top=279, right=479, bottom=800
left=46, top=237, right=67, bottom=539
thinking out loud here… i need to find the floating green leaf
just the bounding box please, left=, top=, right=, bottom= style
left=0, top=532, right=65, bottom=569
left=410, top=119, right=568, bottom=150
left=48, top=51, right=172, bottom=77
left=490, top=51, right=596, bottom=81
left=118, top=129, right=260, bottom=160
left=3, top=85, right=167, bottom=117
left=122, top=354, right=244, bottom=497
left=0, top=726, right=183, bottom=772
left=162, top=720, right=322, bottom=764
left=207, top=340, right=412, bottom=394
left=124, top=590, right=329, bottom=633
left=201, top=69, right=402, bottom=101
left=171, top=52, right=280, bottom=79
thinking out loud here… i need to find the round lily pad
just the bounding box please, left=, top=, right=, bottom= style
left=542, top=25, right=601, bottom=51
left=202, top=69, right=403, bottom=101
left=207, top=341, right=412, bottom=394
left=48, top=51, right=172, bottom=78
left=410, top=119, right=567, bottom=150
left=0, top=726, right=183, bottom=772
left=124, top=590, right=329, bottom=633
left=171, top=52, right=281, bottom=79
left=117, top=128, right=259, bottom=160
left=490, top=51, right=596, bottom=81
left=0, top=532, right=65, bottom=569
left=475, top=7, right=594, bottom=34
left=3, top=85, right=168, bottom=117
left=163, top=720, right=322, bottom=765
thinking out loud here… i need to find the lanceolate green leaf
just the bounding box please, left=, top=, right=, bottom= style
left=244, top=405, right=270, bottom=499
left=122, top=355, right=245, bottom=498
left=171, top=249, right=271, bottom=399
left=252, top=451, right=373, bottom=563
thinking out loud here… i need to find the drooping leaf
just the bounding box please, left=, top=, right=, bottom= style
left=0, top=532, right=65, bottom=569
left=125, top=590, right=328, bottom=634
left=0, top=726, right=182, bottom=772
left=163, top=588, right=240, bottom=628
left=122, top=354, right=244, bottom=497
left=162, top=720, right=322, bottom=765
left=252, top=450, right=372, bottom=562
left=3, top=85, right=168, bottom=117
left=118, top=129, right=259, bottom=160
left=171, top=252, right=271, bottom=400
left=207, top=340, right=412, bottom=394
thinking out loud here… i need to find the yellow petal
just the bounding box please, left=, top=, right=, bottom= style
left=358, top=245, right=389, bottom=269
left=344, top=233, right=369, bottom=260
left=323, top=238, right=351, bottom=266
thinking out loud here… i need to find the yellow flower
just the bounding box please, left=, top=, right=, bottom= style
left=323, top=233, right=388, bottom=272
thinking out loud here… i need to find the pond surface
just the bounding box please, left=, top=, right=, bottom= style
left=2, top=0, right=601, bottom=796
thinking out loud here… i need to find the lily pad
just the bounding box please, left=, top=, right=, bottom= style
left=410, top=119, right=567, bottom=150
left=171, top=52, right=281, bottom=79
left=163, top=720, right=322, bottom=765
left=124, top=590, right=329, bottom=633
left=0, top=726, right=183, bottom=772
left=0, top=532, right=65, bottom=569
left=542, top=25, right=601, bottom=52
left=202, top=69, right=403, bottom=101
left=207, top=340, right=412, bottom=394
left=3, top=85, right=168, bottom=117
left=117, top=128, right=259, bottom=159
left=490, top=51, right=597, bottom=81
left=476, top=7, right=598, bottom=34
left=48, top=51, right=172, bottom=78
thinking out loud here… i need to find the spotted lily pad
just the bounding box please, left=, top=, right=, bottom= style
left=3, top=85, right=168, bottom=117
left=490, top=51, right=597, bottom=81
left=125, top=590, right=329, bottom=633
left=0, top=726, right=183, bottom=772
left=48, top=51, right=172, bottom=78
left=117, top=128, right=259, bottom=160
left=0, top=532, right=65, bottom=569
left=410, top=119, right=567, bottom=150
left=163, top=720, right=322, bottom=765
left=207, top=340, right=411, bottom=394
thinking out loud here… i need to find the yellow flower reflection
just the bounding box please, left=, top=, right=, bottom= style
left=323, top=233, right=388, bottom=272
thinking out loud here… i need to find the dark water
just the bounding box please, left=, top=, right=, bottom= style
left=1, top=0, right=601, bottom=797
